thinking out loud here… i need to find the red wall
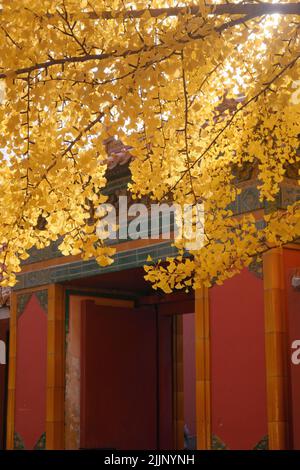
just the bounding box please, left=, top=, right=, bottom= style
left=158, top=314, right=173, bottom=449
left=210, top=268, right=267, bottom=449
left=0, top=318, right=9, bottom=449
left=283, top=248, right=300, bottom=449
left=15, top=294, right=47, bottom=449
left=183, top=313, right=196, bottom=438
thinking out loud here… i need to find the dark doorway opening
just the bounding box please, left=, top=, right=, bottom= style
left=65, top=267, right=196, bottom=450
left=80, top=300, right=173, bottom=450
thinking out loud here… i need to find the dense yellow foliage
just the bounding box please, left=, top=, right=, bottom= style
left=0, top=1, right=299, bottom=289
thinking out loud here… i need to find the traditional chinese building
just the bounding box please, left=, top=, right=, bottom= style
left=0, top=141, right=300, bottom=450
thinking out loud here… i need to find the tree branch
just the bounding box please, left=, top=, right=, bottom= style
left=0, top=3, right=298, bottom=80
left=2, top=2, right=300, bottom=19
left=52, top=3, right=300, bottom=20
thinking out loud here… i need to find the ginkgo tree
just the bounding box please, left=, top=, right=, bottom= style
left=0, top=0, right=299, bottom=290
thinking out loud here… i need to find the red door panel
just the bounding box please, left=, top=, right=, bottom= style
left=158, top=314, right=173, bottom=449
left=80, top=300, right=158, bottom=450
left=0, top=318, right=9, bottom=450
